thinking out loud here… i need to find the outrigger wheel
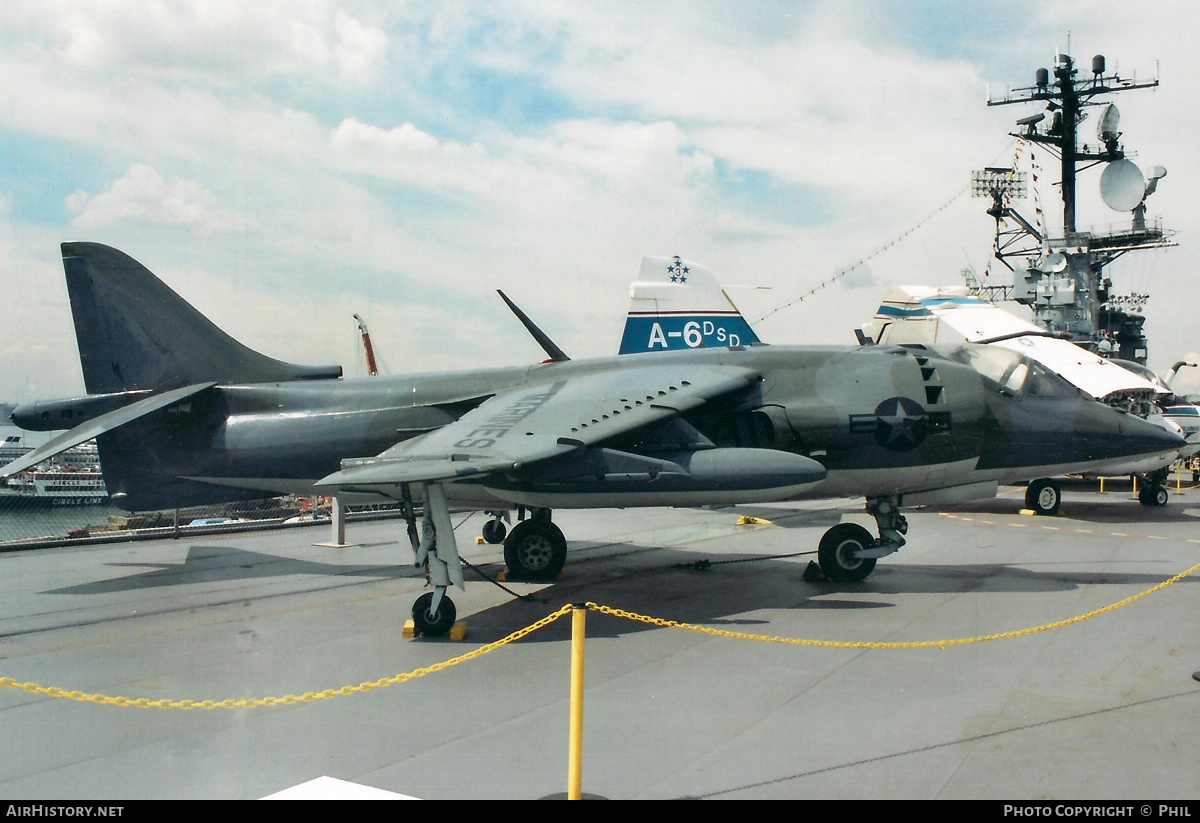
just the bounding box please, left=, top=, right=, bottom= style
left=1025, top=478, right=1061, bottom=516
left=503, top=520, right=567, bottom=581
left=481, top=518, right=507, bottom=544
left=817, top=523, right=877, bottom=583
left=412, top=591, right=457, bottom=637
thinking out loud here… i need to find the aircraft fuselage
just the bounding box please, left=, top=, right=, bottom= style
left=91, top=344, right=1182, bottom=512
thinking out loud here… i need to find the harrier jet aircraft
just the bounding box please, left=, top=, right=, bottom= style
left=617, top=262, right=1194, bottom=513
left=861, top=285, right=1199, bottom=510
left=4, top=244, right=1184, bottom=635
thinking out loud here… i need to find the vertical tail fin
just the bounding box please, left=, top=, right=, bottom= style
left=618, top=256, right=761, bottom=354
left=62, top=242, right=341, bottom=394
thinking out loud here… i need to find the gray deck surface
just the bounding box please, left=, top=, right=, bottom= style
left=1, top=483, right=1197, bottom=799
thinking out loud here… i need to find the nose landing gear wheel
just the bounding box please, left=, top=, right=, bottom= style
left=412, top=592, right=456, bottom=637
left=817, top=523, right=877, bottom=583
left=1025, top=479, right=1061, bottom=515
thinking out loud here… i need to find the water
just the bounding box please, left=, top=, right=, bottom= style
left=0, top=500, right=127, bottom=544
left=0, top=426, right=395, bottom=546
left=0, top=423, right=116, bottom=544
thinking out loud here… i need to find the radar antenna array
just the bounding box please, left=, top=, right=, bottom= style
left=977, top=50, right=1172, bottom=364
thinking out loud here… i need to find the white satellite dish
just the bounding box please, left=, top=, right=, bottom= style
left=1100, top=159, right=1146, bottom=212
left=1045, top=252, right=1068, bottom=273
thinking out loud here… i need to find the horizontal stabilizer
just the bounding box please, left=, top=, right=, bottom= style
left=0, top=383, right=215, bottom=479
left=12, top=389, right=152, bottom=432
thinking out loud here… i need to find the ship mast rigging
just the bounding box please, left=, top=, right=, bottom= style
left=972, top=50, right=1174, bottom=363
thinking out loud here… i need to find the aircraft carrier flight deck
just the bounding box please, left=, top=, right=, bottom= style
left=0, top=484, right=1197, bottom=800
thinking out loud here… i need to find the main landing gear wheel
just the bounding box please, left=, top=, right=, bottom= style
left=817, top=523, right=877, bottom=583
left=1025, top=479, right=1061, bottom=516
left=412, top=591, right=456, bottom=637
left=503, top=520, right=567, bottom=581
left=1139, top=485, right=1169, bottom=507
left=481, top=518, right=507, bottom=544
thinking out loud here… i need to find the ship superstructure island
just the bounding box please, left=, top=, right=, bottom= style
left=971, top=50, right=1173, bottom=364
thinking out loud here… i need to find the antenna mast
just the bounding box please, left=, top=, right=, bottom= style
left=973, top=50, right=1173, bottom=363
left=354, top=313, right=379, bottom=377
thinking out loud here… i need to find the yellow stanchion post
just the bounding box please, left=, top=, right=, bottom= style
left=568, top=605, right=586, bottom=800
left=1100, top=477, right=1105, bottom=494
left=1132, top=475, right=1137, bottom=500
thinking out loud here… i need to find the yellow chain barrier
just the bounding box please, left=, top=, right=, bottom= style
left=0, top=604, right=574, bottom=709
left=589, top=556, right=1200, bottom=649
left=4, top=554, right=1199, bottom=708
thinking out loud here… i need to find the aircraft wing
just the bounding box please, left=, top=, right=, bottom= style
left=315, top=363, right=759, bottom=492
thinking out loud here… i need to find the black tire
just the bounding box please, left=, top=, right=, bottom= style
left=817, top=523, right=877, bottom=583
left=503, top=520, right=567, bottom=581
left=542, top=519, right=565, bottom=544
left=1139, top=486, right=1169, bottom=507
left=1025, top=479, right=1061, bottom=515
left=412, top=592, right=456, bottom=637
left=481, top=518, right=507, bottom=544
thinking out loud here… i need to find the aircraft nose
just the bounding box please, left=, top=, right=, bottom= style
left=1118, top=410, right=1188, bottom=454
left=1067, top=401, right=1184, bottom=463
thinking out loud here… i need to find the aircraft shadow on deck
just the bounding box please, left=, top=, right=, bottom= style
left=39, top=528, right=1197, bottom=638
left=44, top=543, right=413, bottom=596
left=441, top=543, right=1199, bottom=644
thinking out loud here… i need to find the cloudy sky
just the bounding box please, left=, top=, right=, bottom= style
left=3, top=0, right=1198, bottom=401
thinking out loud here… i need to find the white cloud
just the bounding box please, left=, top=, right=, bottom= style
left=5, top=1, right=388, bottom=86
left=540, top=119, right=714, bottom=184
left=538, top=12, right=990, bottom=215
left=328, top=115, right=715, bottom=246
left=332, top=9, right=388, bottom=85
left=0, top=1, right=1199, bottom=395
left=332, top=119, right=443, bottom=157
left=66, top=164, right=233, bottom=230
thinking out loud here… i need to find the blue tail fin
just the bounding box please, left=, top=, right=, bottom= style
left=618, top=256, right=761, bottom=354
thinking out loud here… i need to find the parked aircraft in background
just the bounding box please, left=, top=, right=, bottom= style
left=617, top=256, right=760, bottom=354
left=1112, top=358, right=1200, bottom=443
left=3, top=244, right=1184, bottom=634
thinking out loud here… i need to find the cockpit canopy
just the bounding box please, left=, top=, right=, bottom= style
left=947, top=345, right=1078, bottom=400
